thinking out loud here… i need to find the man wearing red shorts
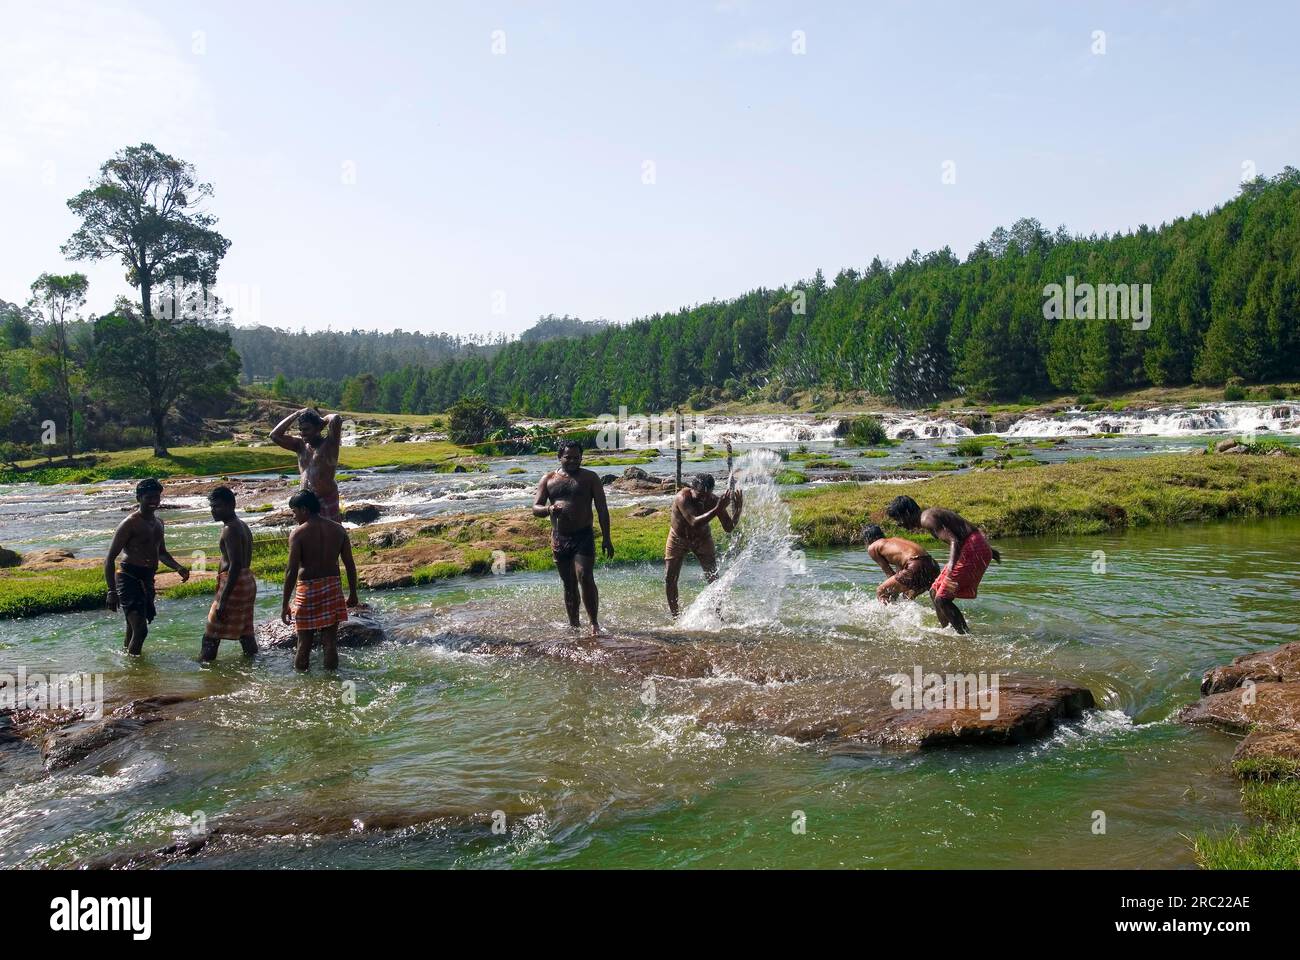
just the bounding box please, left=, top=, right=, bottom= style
left=281, top=489, right=359, bottom=670
left=884, top=496, right=1001, bottom=634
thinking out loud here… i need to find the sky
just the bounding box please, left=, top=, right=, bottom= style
left=2, top=0, right=1298, bottom=337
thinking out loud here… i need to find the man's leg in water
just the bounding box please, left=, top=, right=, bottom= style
left=320, top=626, right=339, bottom=671
left=125, top=612, right=148, bottom=655
left=555, top=555, right=581, bottom=627
left=575, top=553, right=600, bottom=634
left=295, top=629, right=314, bottom=671
left=200, top=634, right=220, bottom=663
left=664, top=555, right=685, bottom=617
left=239, top=634, right=257, bottom=656
left=929, top=588, right=969, bottom=634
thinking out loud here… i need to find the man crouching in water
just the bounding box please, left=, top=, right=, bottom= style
left=665, top=473, right=741, bottom=617
left=884, top=496, right=1001, bottom=634
left=862, top=524, right=940, bottom=604
left=533, top=440, right=614, bottom=634
left=105, top=477, right=189, bottom=655
left=281, top=489, right=359, bottom=670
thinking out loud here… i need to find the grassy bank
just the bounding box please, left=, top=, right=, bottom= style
left=0, top=440, right=479, bottom=485
left=1194, top=767, right=1300, bottom=869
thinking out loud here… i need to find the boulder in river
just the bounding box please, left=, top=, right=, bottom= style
left=255, top=607, right=389, bottom=649
left=1200, top=641, right=1300, bottom=694
left=0, top=546, right=20, bottom=568
left=40, top=694, right=199, bottom=771
left=342, top=502, right=383, bottom=524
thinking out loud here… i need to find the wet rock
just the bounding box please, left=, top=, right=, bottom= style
left=1200, top=641, right=1300, bottom=694
left=254, top=608, right=389, bottom=648
left=358, top=563, right=415, bottom=589
left=257, top=508, right=296, bottom=527
left=367, top=527, right=413, bottom=549
left=601, top=474, right=616, bottom=485
left=612, top=476, right=677, bottom=495
left=895, top=428, right=917, bottom=440
left=0, top=546, right=20, bottom=567
left=41, top=695, right=196, bottom=771
left=1178, top=681, right=1300, bottom=733
left=342, top=502, right=383, bottom=524
left=1215, top=438, right=1245, bottom=454
left=629, top=506, right=659, bottom=518
left=622, top=466, right=651, bottom=481
left=1232, top=729, right=1300, bottom=776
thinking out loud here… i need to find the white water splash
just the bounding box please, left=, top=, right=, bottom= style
left=676, top=449, right=807, bottom=631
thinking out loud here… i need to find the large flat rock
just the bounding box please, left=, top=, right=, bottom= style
left=1179, top=681, right=1300, bottom=734
left=446, top=629, right=1095, bottom=750
left=255, top=608, right=389, bottom=649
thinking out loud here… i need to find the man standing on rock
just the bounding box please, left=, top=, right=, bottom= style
left=270, top=407, right=344, bottom=521
left=281, top=489, right=359, bottom=670
left=533, top=440, right=614, bottom=634
left=105, top=478, right=190, bottom=655
left=201, top=486, right=258, bottom=663
left=884, top=496, right=1000, bottom=635
left=665, top=473, right=741, bottom=617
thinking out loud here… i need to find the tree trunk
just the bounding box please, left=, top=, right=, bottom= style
left=152, top=406, right=169, bottom=458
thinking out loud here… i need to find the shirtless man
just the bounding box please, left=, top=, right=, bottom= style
left=862, top=524, right=940, bottom=604
left=532, top=440, right=614, bottom=634
left=270, top=407, right=344, bottom=521
left=105, top=478, right=190, bottom=655
left=280, top=489, right=359, bottom=671
left=201, top=486, right=258, bottom=663
left=884, top=496, right=1001, bottom=634
left=665, top=473, right=742, bottom=617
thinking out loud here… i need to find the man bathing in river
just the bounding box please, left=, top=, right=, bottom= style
left=105, top=478, right=190, bottom=655
left=533, top=440, right=614, bottom=634
left=201, top=486, right=258, bottom=663
left=665, top=473, right=742, bottom=617
left=884, top=496, right=1001, bottom=634
left=270, top=407, right=344, bottom=521
left=862, top=524, right=940, bottom=604
left=281, top=489, right=359, bottom=671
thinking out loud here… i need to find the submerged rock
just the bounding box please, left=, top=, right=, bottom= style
left=40, top=695, right=198, bottom=771
left=448, top=629, right=1094, bottom=750
left=255, top=607, right=389, bottom=648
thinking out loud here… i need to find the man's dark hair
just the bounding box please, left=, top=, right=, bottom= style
left=885, top=495, right=921, bottom=523
left=690, top=473, right=716, bottom=493
left=862, top=524, right=885, bottom=545
left=135, top=477, right=163, bottom=499
left=208, top=486, right=236, bottom=507
left=289, top=489, right=321, bottom=514
left=298, top=409, right=326, bottom=430
left=557, top=439, right=583, bottom=457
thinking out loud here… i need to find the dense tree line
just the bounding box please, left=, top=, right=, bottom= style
left=323, top=170, right=1300, bottom=415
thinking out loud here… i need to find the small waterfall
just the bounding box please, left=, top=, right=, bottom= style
left=676, top=449, right=807, bottom=631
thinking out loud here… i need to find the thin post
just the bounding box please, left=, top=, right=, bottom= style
left=675, top=408, right=683, bottom=488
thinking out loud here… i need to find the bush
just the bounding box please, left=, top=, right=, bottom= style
left=446, top=398, right=511, bottom=446
left=1224, top=385, right=1247, bottom=401
left=955, top=437, right=985, bottom=458
left=1268, top=385, right=1289, bottom=400
left=837, top=415, right=889, bottom=447
left=1076, top=393, right=1096, bottom=406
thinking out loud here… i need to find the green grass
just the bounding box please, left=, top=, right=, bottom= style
left=954, top=438, right=985, bottom=458
left=775, top=469, right=808, bottom=485
left=1, top=440, right=480, bottom=486
left=897, top=460, right=961, bottom=472
left=582, top=454, right=657, bottom=468
left=1194, top=778, right=1300, bottom=869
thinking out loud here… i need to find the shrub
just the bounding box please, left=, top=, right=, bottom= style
left=955, top=437, right=985, bottom=458
left=446, top=398, right=511, bottom=446
left=1268, top=385, right=1288, bottom=400
left=1224, top=385, right=1247, bottom=402
left=837, top=415, right=889, bottom=447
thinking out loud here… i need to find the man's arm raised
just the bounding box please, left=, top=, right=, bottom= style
left=270, top=409, right=305, bottom=453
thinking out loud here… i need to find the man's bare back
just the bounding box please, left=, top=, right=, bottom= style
left=219, top=517, right=253, bottom=573
left=290, top=515, right=349, bottom=580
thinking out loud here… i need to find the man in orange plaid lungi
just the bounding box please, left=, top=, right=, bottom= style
left=281, top=489, right=359, bottom=671
left=202, top=486, right=259, bottom=661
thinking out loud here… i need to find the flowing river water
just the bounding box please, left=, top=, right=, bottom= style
left=3, top=435, right=1298, bottom=868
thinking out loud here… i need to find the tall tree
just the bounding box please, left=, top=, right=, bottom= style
left=28, top=273, right=89, bottom=460
left=62, top=143, right=230, bottom=319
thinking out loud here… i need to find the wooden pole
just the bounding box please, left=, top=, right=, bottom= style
left=725, top=439, right=735, bottom=493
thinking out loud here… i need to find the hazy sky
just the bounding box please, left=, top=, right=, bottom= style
left=2, top=0, right=1298, bottom=337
